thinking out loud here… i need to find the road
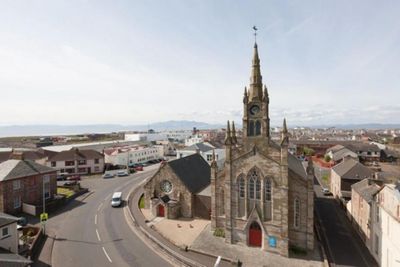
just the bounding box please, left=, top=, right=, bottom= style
left=50, top=165, right=172, bottom=267
left=314, top=177, right=378, bottom=267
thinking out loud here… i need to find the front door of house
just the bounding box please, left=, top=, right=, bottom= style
left=249, top=221, right=262, bottom=247
left=158, top=204, right=165, bottom=217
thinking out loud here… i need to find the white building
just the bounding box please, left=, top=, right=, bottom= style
left=104, top=145, right=163, bottom=166
left=125, top=131, right=192, bottom=143
left=371, top=184, right=400, bottom=266
left=0, top=213, right=18, bottom=254
left=184, top=134, right=204, bottom=147
left=176, top=142, right=225, bottom=165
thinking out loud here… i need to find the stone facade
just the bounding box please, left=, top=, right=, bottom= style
left=144, top=164, right=192, bottom=219
left=210, top=43, right=314, bottom=257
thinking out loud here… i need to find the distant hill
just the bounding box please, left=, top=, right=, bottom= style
left=307, top=123, right=400, bottom=130
left=0, top=120, right=224, bottom=137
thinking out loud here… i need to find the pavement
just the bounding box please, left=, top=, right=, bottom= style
left=190, top=224, right=323, bottom=267
left=142, top=209, right=210, bottom=247
left=313, top=177, right=379, bottom=267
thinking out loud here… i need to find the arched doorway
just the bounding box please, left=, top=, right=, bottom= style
left=158, top=204, right=165, bottom=217
left=249, top=221, right=262, bottom=247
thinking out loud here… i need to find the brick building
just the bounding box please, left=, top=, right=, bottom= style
left=0, top=158, right=57, bottom=215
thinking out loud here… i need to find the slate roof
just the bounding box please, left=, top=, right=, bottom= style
left=331, top=148, right=358, bottom=162
left=0, top=151, right=46, bottom=163
left=168, top=153, right=210, bottom=194
left=0, top=159, right=55, bottom=182
left=288, top=153, right=307, bottom=179
left=332, top=158, right=374, bottom=180
left=0, top=212, right=18, bottom=227
left=327, top=144, right=345, bottom=154
left=181, top=143, right=214, bottom=153
left=0, top=248, right=32, bottom=266
left=352, top=179, right=382, bottom=203
left=48, top=149, right=103, bottom=161
left=347, top=143, right=381, bottom=153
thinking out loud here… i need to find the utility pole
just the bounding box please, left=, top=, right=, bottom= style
left=42, top=176, right=46, bottom=235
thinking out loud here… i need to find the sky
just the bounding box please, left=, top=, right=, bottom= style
left=0, top=0, right=399, bottom=127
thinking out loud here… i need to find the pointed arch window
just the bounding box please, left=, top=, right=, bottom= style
left=294, top=198, right=300, bottom=228
left=265, top=178, right=271, bottom=201
left=238, top=176, right=245, bottom=198
left=249, top=121, right=255, bottom=136
left=255, top=120, right=261, bottom=136
left=248, top=169, right=260, bottom=200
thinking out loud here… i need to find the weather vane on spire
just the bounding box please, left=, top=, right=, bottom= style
left=253, top=25, right=258, bottom=42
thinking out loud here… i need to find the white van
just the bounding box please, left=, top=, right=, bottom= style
left=111, top=192, right=122, bottom=207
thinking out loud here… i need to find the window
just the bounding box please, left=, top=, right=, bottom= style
left=265, top=178, right=271, bottom=201
left=14, top=196, right=21, bottom=209
left=249, top=121, right=255, bottom=136
left=94, top=166, right=100, bottom=172
left=239, top=176, right=245, bottom=198
left=249, top=177, right=255, bottom=199
left=374, top=234, right=379, bottom=255
left=376, top=206, right=380, bottom=222
left=13, top=180, right=21, bottom=190
left=78, top=160, right=86, bottom=165
left=94, top=158, right=99, bottom=164
left=65, top=161, right=75, bottom=166
left=51, top=161, right=56, bottom=167
left=255, top=120, right=261, bottom=136
left=2, top=227, right=9, bottom=238
left=248, top=169, right=260, bottom=200
left=206, top=154, right=213, bottom=161
left=255, top=178, right=261, bottom=200
left=294, top=198, right=300, bottom=228
left=78, top=168, right=86, bottom=173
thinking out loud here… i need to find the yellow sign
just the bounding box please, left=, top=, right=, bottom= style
left=40, top=213, right=48, bottom=222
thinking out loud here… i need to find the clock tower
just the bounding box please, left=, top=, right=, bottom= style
left=242, top=42, right=270, bottom=147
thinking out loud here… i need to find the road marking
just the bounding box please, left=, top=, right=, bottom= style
left=102, top=247, right=112, bottom=263
left=96, top=229, right=101, bottom=241
left=95, top=214, right=97, bottom=225
left=97, top=203, right=103, bottom=211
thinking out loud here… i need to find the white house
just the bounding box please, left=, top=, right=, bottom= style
left=371, top=184, right=400, bottom=266
left=185, top=134, right=204, bottom=147
left=0, top=213, right=18, bottom=253
left=176, top=142, right=225, bottom=165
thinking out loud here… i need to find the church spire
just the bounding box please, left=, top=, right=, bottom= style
left=281, top=118, right=289, bottom=146
left=248, top=41, right=263, bottom=100
left=224, top=120, right=232, bottom=145
left=231, top=121, right=237, bottom=144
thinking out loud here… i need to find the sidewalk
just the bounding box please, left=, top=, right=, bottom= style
left=129, top=187, right=232, bottom=267
left=190, top=224, right=324, bottom=267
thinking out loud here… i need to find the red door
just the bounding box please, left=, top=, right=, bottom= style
left=158, top=205, right=165, bottom=217
left=249, top=222, right=262, bottom=247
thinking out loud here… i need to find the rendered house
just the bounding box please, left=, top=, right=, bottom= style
left=46, top=148, right=104, bottom=175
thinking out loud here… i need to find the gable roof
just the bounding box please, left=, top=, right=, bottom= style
left=352, top=179, right=382, bottom=203
left=48, top=149, right=103, bottom=161
left=168, top=153, right=210, bottom=194
left=327, top=144, right=345, bottom=154
left=288, top=153, right=307, bottom=179
left=0, top=159, right=55, bottom=182
left=181, top=143, right=214, bottom=153
left=0, top=212, right=18, bottom=227
left=331, top=148, right=358, bottom=162
left=332, top=158, right=374, bottom=180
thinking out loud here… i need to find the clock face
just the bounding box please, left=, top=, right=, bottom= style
left=160, top=180, right=172, bottom=193
left=250, top=105, right=260, bottom=115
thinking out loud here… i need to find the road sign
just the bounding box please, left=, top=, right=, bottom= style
left=40, top=213, right=48, bottom=222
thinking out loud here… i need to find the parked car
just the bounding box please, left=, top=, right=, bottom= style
left=134, top=166, right=143, bottom=171
left=111, top=192, right=122, bottom=207
left=16, top=217, right=27, bottom=230
left=56, top=172, right=69, bottom=181
left=67, top=175, right=81, bottom=181
left=117, top=170, right=129, bottom=177
left=321, top=187, right=331, bottom=195
left=64, top=180, right=79, bottom=186
left=102, top=173, right=115, bottom=179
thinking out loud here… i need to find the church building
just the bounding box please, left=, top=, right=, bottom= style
left=210, top=41, right=314, bottom=257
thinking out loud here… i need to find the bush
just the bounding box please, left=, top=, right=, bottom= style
left=213, top=228, right=225, bottom=238
left=139, top=195, right=145, bottom=209
left=303, top=147, right=315, bottom=156
left=324, top=155, right=331, bottom=162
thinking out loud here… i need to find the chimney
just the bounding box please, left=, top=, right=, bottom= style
left=10, top=151, right=24, bottom=160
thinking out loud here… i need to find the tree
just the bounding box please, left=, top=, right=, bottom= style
left=303, top=147, right=315, bottom=156
left=324, top=155, right=331, bottom=162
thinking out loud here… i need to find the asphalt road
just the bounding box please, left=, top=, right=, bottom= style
left=314, top=177, right=378, bottom=267
left=50, top=165, right=172, bottom=267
